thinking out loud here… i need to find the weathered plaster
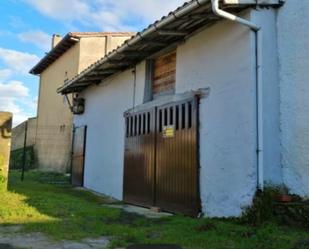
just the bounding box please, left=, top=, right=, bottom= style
left=74, top=62, right=146, bottom=199
left=252, top=8, right=282, bottom=185
left=75, top=10, right=259, bottom=217
left=72, top=5, right=309, bottom=216
left=176, top=11, right=257, bottom=217
left=278, top=0, right=309, bottom=196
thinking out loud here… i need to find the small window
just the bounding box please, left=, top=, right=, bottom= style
left=169, top=107, right=173, bottom=125
left=175, top=106, right=179, bottom=130
left=126, top=117, right=129, bottom=137
left=188, top=102, right=192, bottom=128
left=159, top=110, right=162, bottom=132
left=181, top=104, right=186, bottom=129
left=130, top=116, right=133, bottom=136
left=134, top=116, right=137, bottom=136
left=142, top=113, right=146, bottom=135
left=138, top=114, right=142, bottom=135
left=164, top=108, right=168, bottom=126
left=152, top=50, right=176, bottom=99
left=147, top=112, right=151, bottom=134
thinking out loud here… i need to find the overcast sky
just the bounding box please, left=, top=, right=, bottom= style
left=0, top=0, right=184, bottom=126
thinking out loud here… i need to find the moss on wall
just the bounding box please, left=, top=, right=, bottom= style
left=0, top=154, right=7, bottom=191
left=0, top=112, right=12, bottom=192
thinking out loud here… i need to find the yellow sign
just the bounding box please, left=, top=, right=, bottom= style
left=162, top=125, right=175, bottom=138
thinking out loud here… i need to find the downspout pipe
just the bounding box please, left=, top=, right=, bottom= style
left=211, top=0, right=264, bottom=190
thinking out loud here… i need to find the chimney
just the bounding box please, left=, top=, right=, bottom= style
left=51, top=34, right=62, bottom=49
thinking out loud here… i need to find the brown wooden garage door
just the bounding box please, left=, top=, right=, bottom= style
left=123, top=108, right=156, bottom=207
left=71, top=126, right=87, bottom=187
left=123, top=97, right=200, bottom=216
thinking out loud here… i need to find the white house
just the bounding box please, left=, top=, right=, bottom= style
left=58, top=0, right=309, bottom=217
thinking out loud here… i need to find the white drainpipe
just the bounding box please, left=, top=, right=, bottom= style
left=211, top=0, right=264, bottom=190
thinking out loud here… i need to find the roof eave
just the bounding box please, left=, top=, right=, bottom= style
left=58, top=0, right=255, bottom=94
left=29, top=33, right=80, bottom=75
left=58, top=0, right=214, bottom=94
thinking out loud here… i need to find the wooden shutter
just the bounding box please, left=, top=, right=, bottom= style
left=152, top=50, right=176, bottom=97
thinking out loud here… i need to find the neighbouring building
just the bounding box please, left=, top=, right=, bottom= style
left=57, top=0, right=309, bottom=217
left=29, top=32, right=134, bottom=173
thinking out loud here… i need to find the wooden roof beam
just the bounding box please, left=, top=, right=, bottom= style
left=92, top=68, right=122, bottom=74
left=74, top=79, right=101, bottom=85
left=157, top=30, right=189, bottom=36
left=141, top=40, right=169, bottom=46
left=120, top=51, right=150, bottom=57
left=107, top=60, right=134, bottom=66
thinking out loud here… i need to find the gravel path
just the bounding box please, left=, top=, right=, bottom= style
left=0, top=226, right=109, bottom=249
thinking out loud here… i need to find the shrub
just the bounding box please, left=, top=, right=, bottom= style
left=241, top=186, right=309, bottom=229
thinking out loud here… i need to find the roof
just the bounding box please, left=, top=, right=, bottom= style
left=29, top=32, right=135, bottom=75
left=58, top=0, right=250, bottom=94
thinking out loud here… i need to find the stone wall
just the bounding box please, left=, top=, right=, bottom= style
left=11, top=117, right=37, bottom=151
left=0, top=112, right=12, bottom=191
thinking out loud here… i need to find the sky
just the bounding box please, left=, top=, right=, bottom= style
left=0, top=0, right=184, bottom=126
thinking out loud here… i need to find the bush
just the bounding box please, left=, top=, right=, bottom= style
left=240, top=186, right=309, bottom=229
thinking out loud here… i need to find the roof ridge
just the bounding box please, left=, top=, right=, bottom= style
left=69, top=32, right=136, bottom=37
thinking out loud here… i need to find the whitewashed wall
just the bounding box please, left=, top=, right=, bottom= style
left=74, top=10, right=266, bottom=217
left=278, top=0, right=309, bottom=197
left=176, top=11, right=257, bottom=217
left=74, top=62, right=146, bottom=199
left=252, top=8, right=282, bottom=185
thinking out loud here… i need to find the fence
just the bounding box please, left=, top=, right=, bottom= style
left=35, top=124, right=73, bottom=173
left=10, top=121, right=73, bottom=175
left=10, top=146, right=35, bottom=170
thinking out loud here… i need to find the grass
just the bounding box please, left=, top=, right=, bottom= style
left=1, top=170, right=308, bottom=249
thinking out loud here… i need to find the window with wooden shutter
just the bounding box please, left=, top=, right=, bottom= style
left=152, top=50, right=176, bottom=98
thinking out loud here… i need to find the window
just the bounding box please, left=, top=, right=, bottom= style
left=152, top=50, right=176, bottom=99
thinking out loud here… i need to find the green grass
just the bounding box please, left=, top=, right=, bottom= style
left=1, top=170, right=308, bottom=249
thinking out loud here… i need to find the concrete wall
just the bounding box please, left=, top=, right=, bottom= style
left=78, top=35, right=133, bottom=72
left=278, top=0, right=309, bottom=197
left=35, top=34, right=133, bottom=173
left=11, top=117, right=37, bottom=151
left=74, top=10, right=260, bottom=217
left=0, top=112, right=12, bottom=191
left=78, top=37, right=106, bottom=73
left=11, top=121, right=26, bottom=151
left=35, top=41, right=79, bottom=172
